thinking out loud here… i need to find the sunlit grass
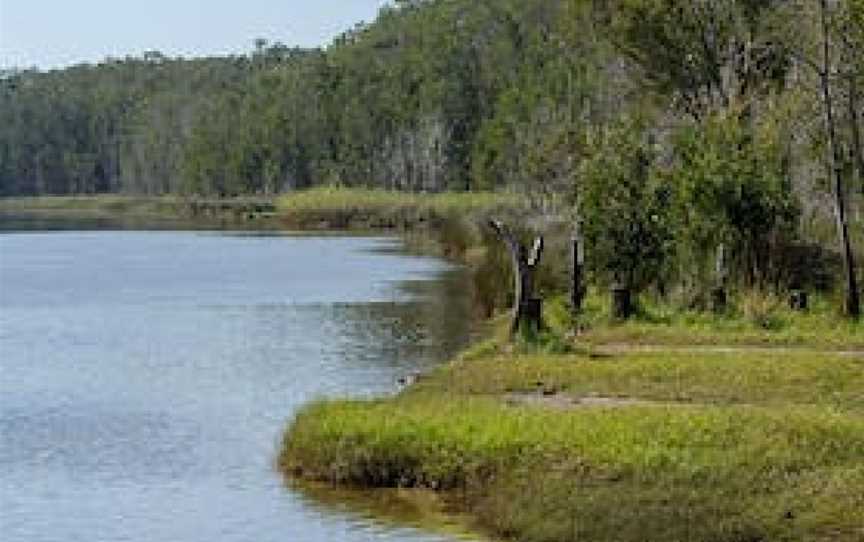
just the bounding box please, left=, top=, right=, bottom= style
left=276, top=186, right=523, bottom=215
left=282, top=362, right=864, bottom=541
left=282, top=307, right=864, bottom=541
left=0, top=194, right=182, bottom=213
left=274, top=187, right=525, bottom=231
left=555, top=291, right=864, bottom=348
left=418, top=350, right=864, bottom=411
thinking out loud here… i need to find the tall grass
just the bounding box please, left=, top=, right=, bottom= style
left=566, top=290, right=864, bottom=348
left=276, top=187, right=524, bottom=219
left=0, top=194, right=183, bottom=214
left=282, top=348, right=864, bottom=541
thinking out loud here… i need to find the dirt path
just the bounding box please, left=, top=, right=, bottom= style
left=590, top=343, right=864, bottom=358
left=504, top=392, right=671, bottom=410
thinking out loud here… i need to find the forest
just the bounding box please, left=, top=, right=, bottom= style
left=1, top=0, right=863, bottom=314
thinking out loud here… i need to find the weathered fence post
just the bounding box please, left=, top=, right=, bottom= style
left=789, top=289, right=809, bottom=311
left=489, top=220, right=545, bottom=337
left=712, top=243, right=728, bottom=313
left=571, top=235, right=586, bottom=315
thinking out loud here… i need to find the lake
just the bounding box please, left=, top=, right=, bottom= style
left=0, top=224, right=475, bottom=542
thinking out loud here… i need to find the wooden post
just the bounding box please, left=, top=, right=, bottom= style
left=489, top=220, right=545, bottom=337
left=789, top=290, right=809, bottom=311
left=712, top=243, right=728, bottom=313
left=611, top=283, right=632, bottom=319
left=571, top=235, right=586, bottom=315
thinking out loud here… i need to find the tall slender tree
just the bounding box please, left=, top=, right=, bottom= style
left=818, top=0, right=861, bottom=317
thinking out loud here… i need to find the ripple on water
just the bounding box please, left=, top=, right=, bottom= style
left=0, top=401, right=202, bottom=486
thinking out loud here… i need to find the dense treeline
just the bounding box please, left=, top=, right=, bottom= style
left=1, top=0, right=862, bottom=312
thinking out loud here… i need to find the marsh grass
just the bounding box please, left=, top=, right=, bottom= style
left=0, top=194, right=184, bottom=215
left=282, top=300, right=864, bottom=541
left=282, top=357, right=864, bottom=541
left=275, top=187, right=524, bottom=230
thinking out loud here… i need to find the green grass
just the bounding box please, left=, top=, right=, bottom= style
left=276, top=186, right=523, bottom=215
left=281, top=347, right=864, bottom=542
left=556, top=291, right=864, bottom=349
left=0, top=194, right=182, bottom=214
left=420, top=350, right=864, bottom=412
left=0, top=194, right=281, bottom=226
left=275, top=187, right=525, bottom=230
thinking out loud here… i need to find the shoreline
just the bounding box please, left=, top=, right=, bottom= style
left=5, top=193, right=864, bottom=541
left=279, top=339, right=864, bottom=542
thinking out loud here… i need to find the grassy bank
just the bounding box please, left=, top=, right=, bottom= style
left=0, top=194, right=280, bottom=225
left=275, top=187, right=526, bottom=231
left=0, top=194, right=185, bottom=214
left=0, top=189, right=523, bottom=241
left=281, top=340, right=864, bottom=542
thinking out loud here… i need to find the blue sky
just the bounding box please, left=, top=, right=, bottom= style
left=0, top=1, right=390, bottom=69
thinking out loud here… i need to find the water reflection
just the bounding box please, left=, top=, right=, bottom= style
left=289, top=480, right=483, bottom=541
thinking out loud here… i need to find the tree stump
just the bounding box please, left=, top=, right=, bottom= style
left=489, top=220, right=545, bottom=338
left=611, top=284, right=632, bottom=320
left=711, top=287, right=727, bottom=313
left=789, top=290, right=809, bottom=311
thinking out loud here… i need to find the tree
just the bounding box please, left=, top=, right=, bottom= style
left=575, top=118, right=673, bottom=302
left=612, top=0, right=790, bottom=120
left=669, top=112, right=799, bottom=293
left=817, top=0, right=861, bottom=317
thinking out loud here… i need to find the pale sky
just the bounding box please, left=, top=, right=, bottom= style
left=0, top=1, right=390, bottom=69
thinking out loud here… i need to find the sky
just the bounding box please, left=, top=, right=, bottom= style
left=0, top=0, right=390, bottom=69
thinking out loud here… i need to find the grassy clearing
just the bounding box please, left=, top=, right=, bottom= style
left=420, top=350, right=864, bottom=412
left=282, top=345, right=864, bottom=542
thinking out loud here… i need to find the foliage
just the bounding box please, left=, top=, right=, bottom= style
left=669, top=113, right=799, bottom=289
left=576, top=118, right=673, bottom=292
left=1, top=0, right=862, bottom=311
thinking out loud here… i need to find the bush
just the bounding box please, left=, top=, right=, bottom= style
left=576, top=117, right=674, bottom=294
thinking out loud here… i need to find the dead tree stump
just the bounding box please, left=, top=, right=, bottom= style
left=489, top=220, right=545, bottom=337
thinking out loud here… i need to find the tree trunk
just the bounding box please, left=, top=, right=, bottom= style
left=490, top=220, right=545, bottom=337
left=849, top=76, right=864, bottom=193
left=820, top=0, right=861, bottom=318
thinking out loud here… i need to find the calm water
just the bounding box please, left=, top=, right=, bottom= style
left=0, top=226, right=473, bottom=542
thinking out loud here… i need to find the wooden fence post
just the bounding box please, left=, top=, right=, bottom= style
left=571, top=235, right=586, bottom=315
left=712, top=243, right=728, bottom=313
